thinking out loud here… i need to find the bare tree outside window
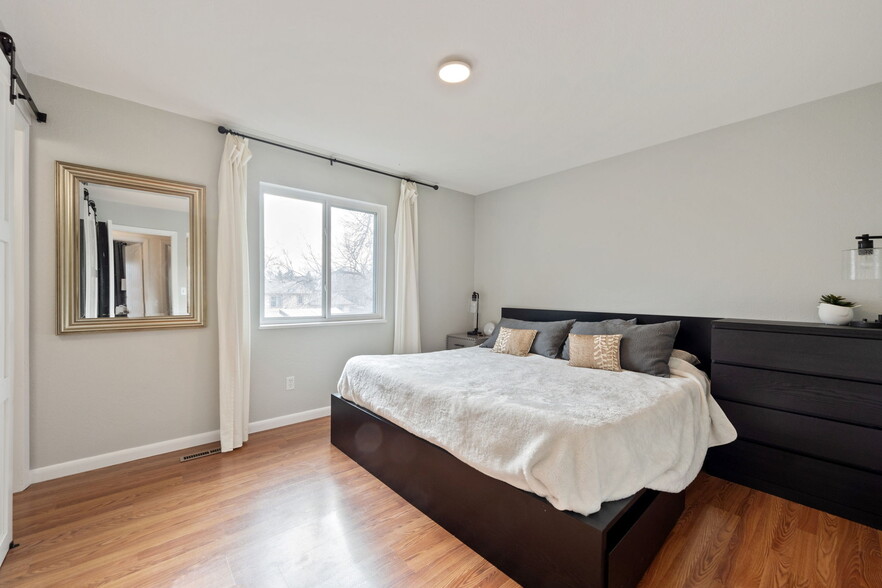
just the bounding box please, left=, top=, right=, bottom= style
left=262, top=195, right=323, bottom=317
left=261, top=186, right=383, bottom=324
left=330, top=207, right=375, bottom=315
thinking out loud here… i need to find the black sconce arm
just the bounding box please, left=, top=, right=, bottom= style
left=855, top=234, right=882, bottom=251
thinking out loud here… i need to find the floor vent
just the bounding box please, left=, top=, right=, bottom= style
left=179, top=447, right=222, bottom=462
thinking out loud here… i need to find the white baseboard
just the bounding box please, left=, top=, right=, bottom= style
left=248, top=406, right=330, bottom=434
left=28, top=406, right=331, bottom=486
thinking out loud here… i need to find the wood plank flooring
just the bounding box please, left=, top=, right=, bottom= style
left=0, top=417, right=879, bottom=587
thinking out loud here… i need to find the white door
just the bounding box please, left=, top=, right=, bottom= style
left=12, top=104, right=31, bottom=494
left=0, top=66, right=15, bottom=565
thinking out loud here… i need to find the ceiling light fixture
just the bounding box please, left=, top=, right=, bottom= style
left=439, top=60, right=471, bottom=84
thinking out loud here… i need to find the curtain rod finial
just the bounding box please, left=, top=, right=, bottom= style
left=217, top=125, right=229, bottom=135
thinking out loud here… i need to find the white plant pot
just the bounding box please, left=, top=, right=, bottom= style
left=818, top=303, right=856, bottom=325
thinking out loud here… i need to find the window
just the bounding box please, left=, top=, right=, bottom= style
left=260, top=183, right=386, bottom=326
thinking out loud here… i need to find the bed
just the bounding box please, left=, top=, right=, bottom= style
left=331, top=308, right=732, bottom=587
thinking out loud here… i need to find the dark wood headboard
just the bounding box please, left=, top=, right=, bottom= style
left=501, top=308, right=718, bottom=376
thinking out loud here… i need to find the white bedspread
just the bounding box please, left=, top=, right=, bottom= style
left=338, top=347, right=736, bottom=516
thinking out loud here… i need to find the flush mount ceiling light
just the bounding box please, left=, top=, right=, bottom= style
left=438, top=60, right=471, bottom=83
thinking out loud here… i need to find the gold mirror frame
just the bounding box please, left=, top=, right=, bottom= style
left=56, top=162, right=206, bottom=334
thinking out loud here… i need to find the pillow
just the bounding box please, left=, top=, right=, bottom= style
left=567, top=334, right=623, bottom=372
left=480, top=318, right=576, bottom=358
left=560, top=318, right=637, bottom=360
left=671, top=349, right=700, bottom=366
left=614, top=321, right=681, bottom=377
left=492, top=327, right=538, bottom=357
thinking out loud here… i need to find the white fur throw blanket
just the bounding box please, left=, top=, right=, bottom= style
left=338, top=347, right=736, bottom=515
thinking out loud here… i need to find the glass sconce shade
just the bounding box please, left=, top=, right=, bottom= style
left=843, top=247, right=882, bottom=280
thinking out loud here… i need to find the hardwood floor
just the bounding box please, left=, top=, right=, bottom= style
left=0, top=417, right=879, bottom=587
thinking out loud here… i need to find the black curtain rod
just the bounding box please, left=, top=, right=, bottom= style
left=217, top=126, right=439, bottom=190
left=0, top=32, right=48, bottom=123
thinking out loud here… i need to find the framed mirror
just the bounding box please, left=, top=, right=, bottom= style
left=56, top=162, right=205, bottom=333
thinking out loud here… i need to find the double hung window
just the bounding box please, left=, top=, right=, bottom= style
left=260, top=183, right=385, bottom=326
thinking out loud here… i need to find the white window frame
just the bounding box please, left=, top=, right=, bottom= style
left=259, top=182, right=386, bottom=327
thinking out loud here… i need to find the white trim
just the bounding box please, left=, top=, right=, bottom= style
left=113, top=224, right=181, bottom=315
left=29, top=430, right=220, bottom=485
left=248, top=406, right=331, bottom=433
left=27, top=406, right=331, bottom=485
left=258, top=318, right=388, bottom=330
left=0, top=64, right=14, bottom=565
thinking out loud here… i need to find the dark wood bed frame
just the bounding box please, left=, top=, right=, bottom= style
left=331, top=308, right=717, bottom=587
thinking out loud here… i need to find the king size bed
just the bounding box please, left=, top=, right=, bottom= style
left=330, top=308, right=736, bottom=587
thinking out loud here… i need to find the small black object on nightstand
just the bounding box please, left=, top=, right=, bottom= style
left=849, top=314, right=882, bottom=328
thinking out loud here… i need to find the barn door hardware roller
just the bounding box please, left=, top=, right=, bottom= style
left=0, top=32, right=48, bottom=123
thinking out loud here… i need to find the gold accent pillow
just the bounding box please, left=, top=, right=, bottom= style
left=492, top=327, right=538, bottom=357
left=567, top=334, right=623, bottom=372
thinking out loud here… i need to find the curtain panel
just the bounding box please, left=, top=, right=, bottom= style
left=393, top=180, right=420, bottom=353
left=217, top=134, right=252, bottom=451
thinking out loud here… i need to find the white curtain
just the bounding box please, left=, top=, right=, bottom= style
left=393, top=180, right=421, bottom=353
left=81, top=194, right=98, bottom=319
left=217, top=134, right=252, bottom=452
left=105, top=220, right=115, bottom=316
left=124, top=243, right=145, bottom=318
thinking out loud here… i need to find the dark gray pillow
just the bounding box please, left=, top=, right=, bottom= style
left=560, top=318, right=637, bottom=360
left=613, top=321, right=681, bottom=377
left=480, top=318, right=576, bottom=358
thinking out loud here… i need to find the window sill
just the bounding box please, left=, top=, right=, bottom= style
left=259, top=318, right=387, bottom=330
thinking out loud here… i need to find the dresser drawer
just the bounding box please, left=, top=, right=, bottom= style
left=713, top=328, right=882, bottom=383
left=705, top=440, right=882, bottom=521
left=712, top=364, right=882, bottom=428
left=717, top=399, right=882, bottom=473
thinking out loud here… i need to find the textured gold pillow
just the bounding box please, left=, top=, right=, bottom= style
left=567, top=334, right=623, bottom=372
left=492, top=327, right=538, bottom=357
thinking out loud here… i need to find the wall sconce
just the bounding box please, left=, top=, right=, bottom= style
left=468, top=291, right=481, bottom=336
left=843, top=234, right=882, bottom=280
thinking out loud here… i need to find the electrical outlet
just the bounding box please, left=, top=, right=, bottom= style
left=285, top=376, right=296, bottom=391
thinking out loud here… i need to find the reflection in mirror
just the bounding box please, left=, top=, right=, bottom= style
left=57, top=162, right=205, bottom=334
left=80, top=184, right=189, bottom=318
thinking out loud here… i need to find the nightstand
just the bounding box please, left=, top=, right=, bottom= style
left=446, top=333, right=489, bottom=349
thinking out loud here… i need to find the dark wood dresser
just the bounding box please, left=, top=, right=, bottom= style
left=705, top=319, right=882, bottom=529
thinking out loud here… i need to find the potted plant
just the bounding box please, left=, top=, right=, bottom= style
left=818, top=294, right=859, bottom=325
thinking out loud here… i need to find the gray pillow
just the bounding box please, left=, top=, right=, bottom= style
left=610, top=321, right=681, bottom=377
left=560, top=318, right=637, bottom=360
left=480, top=318, right=576, bottom=358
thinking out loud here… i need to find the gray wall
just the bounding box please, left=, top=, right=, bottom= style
left=31, top=75, right=880, bottom=470
left=29, top=77, right=475, bottom=468
left=246, top=138, right=475, bottom=423
left=475, top=83, right=882, bottom=325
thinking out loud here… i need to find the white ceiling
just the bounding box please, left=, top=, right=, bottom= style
left=88, top=184, right=189, bottom=213
left=2, top=1, right=881, bottom=195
